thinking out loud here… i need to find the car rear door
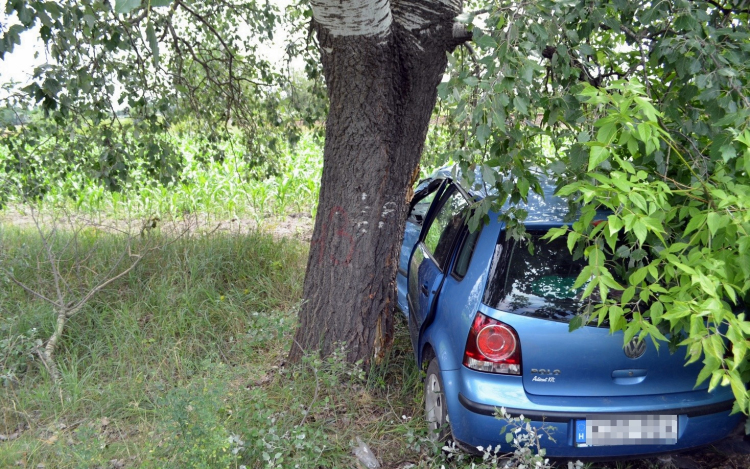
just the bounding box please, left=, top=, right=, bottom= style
left=407, top=184, right=469, bottom=352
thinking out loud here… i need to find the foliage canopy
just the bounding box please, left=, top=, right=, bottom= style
left=440, top=0, right=750, bottom=413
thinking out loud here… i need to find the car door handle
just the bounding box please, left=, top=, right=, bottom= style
left=420, top=284, right=429, bottom=295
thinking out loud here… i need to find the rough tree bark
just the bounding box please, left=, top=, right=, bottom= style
left=290, top=0, right=470, bottom=363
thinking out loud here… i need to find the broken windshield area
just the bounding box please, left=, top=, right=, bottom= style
left=483, top=231, right=597, bottom=323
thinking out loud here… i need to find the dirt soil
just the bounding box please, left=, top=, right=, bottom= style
left=0, top=207, right=315, bottom=243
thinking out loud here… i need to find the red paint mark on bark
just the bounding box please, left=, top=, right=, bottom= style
left=311, top=206, right=356, bottom=266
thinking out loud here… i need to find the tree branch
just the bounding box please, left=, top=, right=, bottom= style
left=65, top=244, right=149, bottom=318
left=3, top=273, right=62, bottom=308
left=30, top=209, right=65, bottom=309
left=452, top=22, right=473, bottom=44
left=699, top=0, right=750, bottom=16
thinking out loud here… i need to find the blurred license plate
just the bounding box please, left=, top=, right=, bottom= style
left=574, top=415, right=677, bottom=446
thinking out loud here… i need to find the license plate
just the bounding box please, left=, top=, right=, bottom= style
left=575, top=415, right=678, bottom=446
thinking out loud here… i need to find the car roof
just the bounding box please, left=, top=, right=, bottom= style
left=424, top=165, right=575, bottom=224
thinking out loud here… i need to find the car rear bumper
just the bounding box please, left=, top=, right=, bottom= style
left=441, top=368, right=742, bottom=458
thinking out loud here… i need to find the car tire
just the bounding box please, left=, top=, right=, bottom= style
left=425, top=357, right=450, bottom=442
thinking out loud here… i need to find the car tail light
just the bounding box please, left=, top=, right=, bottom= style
left=463, top=312, right=521, bottom=375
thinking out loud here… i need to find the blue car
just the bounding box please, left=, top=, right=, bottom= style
left=396, top=169, right=742, bottom=458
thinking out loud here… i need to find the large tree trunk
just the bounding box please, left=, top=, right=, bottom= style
left=290, top=0, right=469, bottom=363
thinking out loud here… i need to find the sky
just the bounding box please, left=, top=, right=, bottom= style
left=0, top=24, right=45, bottom=88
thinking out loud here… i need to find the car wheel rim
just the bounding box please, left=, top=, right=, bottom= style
left=425, top=373, right=443, bottom=440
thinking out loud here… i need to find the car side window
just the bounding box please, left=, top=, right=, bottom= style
left=423, top=189, right=468, bottom=269
left=408, top=179, right=443, bottom=225
left=452, top=218, right=482, bottom=279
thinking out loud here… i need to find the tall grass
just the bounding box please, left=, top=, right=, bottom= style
left=0, top=131, right=323, bottom=221
left=0, top=226, right=431, bottom=468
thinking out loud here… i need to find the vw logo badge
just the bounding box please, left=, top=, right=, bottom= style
left=624, top=338, right=647, bottom=359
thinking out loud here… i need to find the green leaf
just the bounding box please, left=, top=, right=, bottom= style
left=696, top=356, right=720, bottom=386
left=684, top=213, right=706, bottom=236
left=513, top=95, right=528, bottom=114
left=150, top=0, right=173, bottom=7
left=623, top=323, right=639, bottom=345
left=476, top=124, right=490, bottom=146
left=728, top=371, right=747, bottom=411
left=569, top=315, right=584, bottom=332
left=636, top=123, right=651, bottom=143
left=544, top=226, right=568, bottom=241
left=517, top=177, right=529, bottom=198
left=629, top=192, right=647, bottom=212
left=706, top=212, right=728, bottom=236
left=621, top=286, right=635, bottom=304
left=115, top=0, right=141, bottom=14
left=596, top=123, right=617, bottom=144
left=573, top=265, right=593, bottom=289
left=588, top=146, right=609, bottom=170
left=649, top=301, right=663, bottom=324
left=608, top=305, right=624, bottom=329
left=474, top=34, right=497, bottom=50
left=630, top=266, right=648, bottom=285
left=146, top=21, right=159, bottom=68
left=708, top=370, right=722, bottom=392
left=632, top=220, right=647, bottom=244
left=719, top=144, right=737, bottom=162
left=607, top=215, right=623, bottom=234
left=481, top=164, right=496, bottom=186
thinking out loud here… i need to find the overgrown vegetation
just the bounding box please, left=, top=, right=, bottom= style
left=0, top=226, right=416, bottom=468
left=0, top=132, right=323, bottom=219
left=1, top=221, right=744, bottom=468
left=443, top=0, right=750, bottom=413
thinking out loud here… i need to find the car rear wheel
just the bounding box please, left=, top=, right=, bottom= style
left=425, top=357, right=450, bottom=442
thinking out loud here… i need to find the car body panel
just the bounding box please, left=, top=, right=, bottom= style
left=407, top=244, right=444, bottom=352
left=397, top=219, right=421, bottom=315
left=443, top=364, right=737, bottom=457
left=509, top=311, right=707, bottom=398
left=418, top=224, right=498, bottom=371
left=397, top=176, right=450, bottom=317
left=407, top=182, right=476, bottom=367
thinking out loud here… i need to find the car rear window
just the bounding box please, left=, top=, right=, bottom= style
left=482, top=231, right=590, bottom=322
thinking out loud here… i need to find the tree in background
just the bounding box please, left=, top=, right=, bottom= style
left=0, top=0, right=288, bottom=200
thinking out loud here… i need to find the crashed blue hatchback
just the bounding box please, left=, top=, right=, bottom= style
left=396, top=169, right=742, bottom=458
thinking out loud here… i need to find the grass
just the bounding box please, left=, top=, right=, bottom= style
left=0, top=223, right=446, bottom=468
left=1, top=130, right=746, bottom=468
left=2, top=226, right=745, bottom=469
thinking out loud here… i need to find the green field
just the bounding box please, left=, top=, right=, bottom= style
left=0, top=223, right=438, bottom=468
left=0, top=130, right=323, bottom=220
left=1, top=134, right=747, bottom=469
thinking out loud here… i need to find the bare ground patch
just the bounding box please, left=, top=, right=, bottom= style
left=0, top=206, right=314, bottom=243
